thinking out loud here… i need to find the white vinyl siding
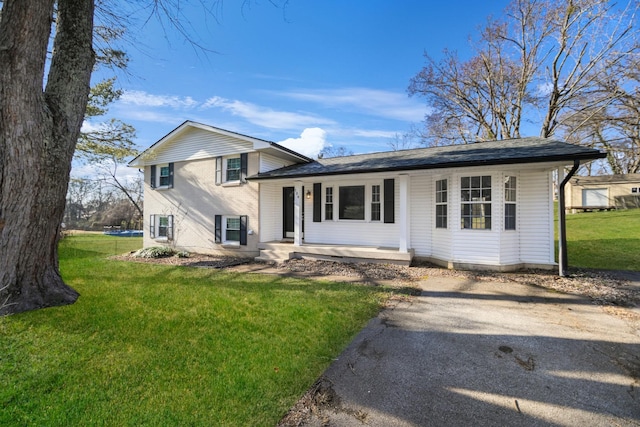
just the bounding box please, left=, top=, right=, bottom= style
left=145, top=127, right=253, bottom=164
left=258, top=167, right=556, bottom=269
left=302, top=178, right=399, bottom=247
left=410, top=175, right=431, bottom=257
left=518, top=170, right=554, bottom=264
left=259, top=183, right=283, bottom=242
left=260, top=153, right=295, bottom=173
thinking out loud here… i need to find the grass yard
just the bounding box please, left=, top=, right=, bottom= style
left=0, top=235, right=391, bottom=426
left=560, top=208, right=640, bottom=271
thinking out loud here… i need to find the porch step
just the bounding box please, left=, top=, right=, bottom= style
left=255, top=243, right=294, bottom=263
left=256, top=242, right=414, bottom=266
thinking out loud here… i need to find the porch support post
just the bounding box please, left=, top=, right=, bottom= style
left=399, top=174, right=410, bottom=253
left=294, top=180, right=303, bottom=246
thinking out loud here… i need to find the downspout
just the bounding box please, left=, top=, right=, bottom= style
left=558, top=160, right=580, bottom=277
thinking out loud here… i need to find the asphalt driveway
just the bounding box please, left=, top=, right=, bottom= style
left=290, top=275, right=640, bottom=426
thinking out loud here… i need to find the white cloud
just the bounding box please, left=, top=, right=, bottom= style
left=120, top=90, right=199, bottom=109
left=202, top=96, right=335, bottom=130
left=278, top=88, right=426, bottom=122
left=277, top=128, right=328, bottom=158
left=352, top=129, right=398, bottom=138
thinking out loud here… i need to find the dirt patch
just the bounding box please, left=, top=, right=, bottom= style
left=111, top=253, right=254, bottom=269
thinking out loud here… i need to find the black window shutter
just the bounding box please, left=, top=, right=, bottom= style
left=214, top=215, right=222, bottom=243
left=168, top=163, right=174, bottom=188
left=215, top=157, right=222, bottom=185
left=240, top=215, right=248, bottom=246
left=150, top=165, right=156, bottom=189
left=313, top=183, right=321, bottom=222
left=384, top=179, right=395, bottom=223
left=149, top=215, right=156, bottom=238
left=240, top=153, right=248, bottom=182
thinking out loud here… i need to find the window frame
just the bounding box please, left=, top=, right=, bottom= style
left=151, top=163, right=173, bottom=190
left=225, top=216, right=241, bottom=243
left=325, top=187, right=334, bottom=220
left=435, top=178, right=448, bottom=229
left=371, top=184, right=381, bottom=221
left=460, top=175, right=492, bottom=230
left=504, top=176, right=517, bottom=231
left=338, top=185, right=366, bottom=221
left=150, top=214, right=173, bottom=241
left=225, top=157, right=241, bottom=182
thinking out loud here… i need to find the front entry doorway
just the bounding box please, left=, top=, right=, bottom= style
left=283, top=187, right=303, bottom=239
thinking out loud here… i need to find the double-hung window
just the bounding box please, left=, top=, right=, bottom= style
left=150, top=163, right=173, bottom=189
left=149, top=214, right=173, bottom=240
left=371, top=185, right=381, bottom=221
left=159, top=166, right=171, bottom=186
left=225, top=217, right=241, bottom=242
left=504, top=176, right=517, bottom=230
left=461, top=176, right=492, bottom=229
left=325, top=187, right=334, bottom=220
left=339, top=186, right=365, bottom=220
left=435, top=179, right=448, bottom=228
left=226, top=157, right=241, bottom=182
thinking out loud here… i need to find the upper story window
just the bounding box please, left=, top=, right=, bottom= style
left=435, top=179, right=448, bottom=229
left=159, top=165, right=171, bottom=186
left=504, top=176, right=517, bottom=230
left=216, top=153, right=248, bottom=185
left=150, top=163, right=173, bottom=189
left=461, top=175, right=491, bottom=229
left=226, top=157, right=241, bottom=182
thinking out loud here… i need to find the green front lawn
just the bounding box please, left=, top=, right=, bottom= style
left=1, top=235, right=389, bottom=426
left=560, top=208, right=640, bottom=271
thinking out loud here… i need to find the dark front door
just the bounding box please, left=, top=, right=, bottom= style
left=283, top=187, right=294, bottom=238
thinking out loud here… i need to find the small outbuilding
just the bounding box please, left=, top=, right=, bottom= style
left=565, top=173, right=640, bottom=212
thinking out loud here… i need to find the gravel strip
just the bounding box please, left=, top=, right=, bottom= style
left=113, top=253, right=639, bottom=308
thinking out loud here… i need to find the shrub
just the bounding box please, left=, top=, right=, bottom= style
left=132, top=246, right=176, bottom=258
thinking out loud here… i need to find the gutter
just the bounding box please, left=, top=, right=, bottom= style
left=558, top=159, right=580, bottom=277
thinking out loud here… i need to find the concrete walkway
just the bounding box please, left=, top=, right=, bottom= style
left=295, top=275, right=640, bottom=426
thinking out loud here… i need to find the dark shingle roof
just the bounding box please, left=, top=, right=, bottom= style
left=249, top=137, right=606, bottom=180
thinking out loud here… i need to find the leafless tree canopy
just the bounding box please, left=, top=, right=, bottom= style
left=409, top=0, right=640, bottom=172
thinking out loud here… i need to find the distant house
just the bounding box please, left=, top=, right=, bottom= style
left=130, top=121, right=605, bottom=271
left=565, top=173, right=640, bottom=212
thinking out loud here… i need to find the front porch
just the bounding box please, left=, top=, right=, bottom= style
left=256, top=241, right=415, bottom=266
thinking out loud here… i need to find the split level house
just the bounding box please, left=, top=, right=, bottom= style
left=128, top=121, right=606, bottom=271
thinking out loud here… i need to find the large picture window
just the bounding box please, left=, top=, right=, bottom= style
left=504, top=176, right=517, bottom=230
left=339, top=186, right=365, bottom=220
left=435, top=179, right=448, bottom=229
left=461, top=176, right=492, bottom=229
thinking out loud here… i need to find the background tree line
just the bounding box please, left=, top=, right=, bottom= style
left=407, top=0, right=640, bottom=175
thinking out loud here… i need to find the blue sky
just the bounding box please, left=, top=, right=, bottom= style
left=84, top=0, right=511, bottom=174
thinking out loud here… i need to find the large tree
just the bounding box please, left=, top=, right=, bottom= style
left=0, top=0, right=95, bottom=314
left=409, top=0, right=640, bottom=152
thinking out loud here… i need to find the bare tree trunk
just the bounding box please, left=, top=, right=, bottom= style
left=0, top=0, right=95, bottom=315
